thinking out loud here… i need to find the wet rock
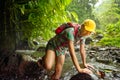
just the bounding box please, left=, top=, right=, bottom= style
left=64, top=46, right=120, bottom=80
left=96, top=57, right=112, bottom=64
left=90, top=47, right=99, bottom=51
left=15, top=50, right=36, bottom=54
left=70, top=73, right=94, bottom=80
left=107, top=47, right=120, bottom=50
left=16, top=39, right=33, bottom=50
left=88, top=46, right=120, bottom=64
left=0, top=49, right=14, bottom=71
left=88, top=51, right=96, bottom=59
left=95, top=34, right=103, bottom=40
left=33, top=40, right=39, bottom=45
left=116, top=57, right=120, bottom=63
left=85, top=37, right=93, bottom=45
left=113, top=71, right=120, bottom=78
left=75, top=45, right=79, bottom=52
left=98, top=47, right=108, bottom=51
left=19, top=61, right=46, bottom=79
left=0, top=49, right=46, bottom=80
left=36, top=46, right=46, bottom=52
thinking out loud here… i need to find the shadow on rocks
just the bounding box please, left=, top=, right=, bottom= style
left=0, top=49, right=47, bottom=80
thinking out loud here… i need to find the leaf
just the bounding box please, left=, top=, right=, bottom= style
left=60, top=0, right=72, bottom=6
left=71, top=11, right=79, bottom=22
left=49, top=0, right=55, bottom=6
left=20, top=5, right=25, bottom=14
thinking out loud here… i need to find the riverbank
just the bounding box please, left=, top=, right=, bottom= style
left=0, top=46, right=120, bottom=80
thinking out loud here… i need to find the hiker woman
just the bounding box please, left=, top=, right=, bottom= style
left=38, top=19, right=96, bottom=80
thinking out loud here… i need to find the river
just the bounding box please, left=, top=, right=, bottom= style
left=0, top=46, right=120, bottom=80
left=32, top=46, right=120, bottom=80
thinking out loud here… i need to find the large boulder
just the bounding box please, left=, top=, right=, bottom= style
left=70, top=73, right=94, bottom=80
left=0, top=49, right=46, bottom=80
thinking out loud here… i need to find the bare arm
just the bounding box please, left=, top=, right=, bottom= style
left=80, top=43, right=94, bottom=69
left=68, top=40, right=92, bottom=74
left=80, top=43, right=87, bottom=67
left=68, top=40, right=81, bottom=72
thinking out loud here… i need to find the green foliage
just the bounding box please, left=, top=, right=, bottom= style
left=7, top=0, right=99, bottom=42
left=17, top=0, right=99, bottom=44
left=106, top=21, right=120, bottom=37
left=95, top=29, right=104, bottom=34
left=5, top=0, right=120, bottom=48
left=93, top=0, right=120, bottom=47
left=93, top=0, right=120, bottom=29
left=8, top=0, right=80, bottom=41
left=19, top=0, right=76, bottom=40
left=98, top=37, right=120, bottom=47
left=1, top=0, right=85, bottom=49
left=67, top=0, right=98, bottom=23
left=98, top=21, right=120, bottom=47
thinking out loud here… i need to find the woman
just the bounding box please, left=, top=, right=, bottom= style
left=38, top=19, right=96, bottom=80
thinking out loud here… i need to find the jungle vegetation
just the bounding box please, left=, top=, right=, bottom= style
left=0, top=0, right=120, bottom=51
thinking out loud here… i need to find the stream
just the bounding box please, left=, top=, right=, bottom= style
left=0, top=46, right=120, bottom=80
left=61, top=53, right=120, bottom=80
left=61, top=46, right=120, bottom=80
left=33, top=46, right=120, bottom=80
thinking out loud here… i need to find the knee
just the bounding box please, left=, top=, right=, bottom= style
left=44, top=64, right=52, bottom=71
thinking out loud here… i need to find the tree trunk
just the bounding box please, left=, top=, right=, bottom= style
left=0, top=0, right=16, bottom=51
left=0, top=0, right=19, bottom=76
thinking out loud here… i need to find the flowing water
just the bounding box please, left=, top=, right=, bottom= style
left=61, top=47, right=120, bottom=80
left=10, top=48, right=120, bottom=80
left=32, top=48, right=120, bottom=80
left=61, top=53, right=120, bottom=80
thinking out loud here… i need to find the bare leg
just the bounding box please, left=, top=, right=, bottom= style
left=51, top=54, right=65, bottom=80
left=44, top=49, right=56, bottom=70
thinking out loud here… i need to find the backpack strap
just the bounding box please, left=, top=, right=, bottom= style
left=67, top=22, right=81, bottom=37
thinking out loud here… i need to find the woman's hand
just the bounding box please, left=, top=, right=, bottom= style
left=84, top=63, right=94, bottom=69
left=79, top=68, right=93, bottom=74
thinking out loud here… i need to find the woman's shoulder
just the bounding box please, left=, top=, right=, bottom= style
left=63, top=27, right=74, bottom=32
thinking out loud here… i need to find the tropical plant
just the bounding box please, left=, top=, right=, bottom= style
left=67, top=0, right=98, bottom=23
left=95, top=0, right=120, bottom=47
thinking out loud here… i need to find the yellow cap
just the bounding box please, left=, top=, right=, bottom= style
left=83, top=19, right=96, bottom=33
